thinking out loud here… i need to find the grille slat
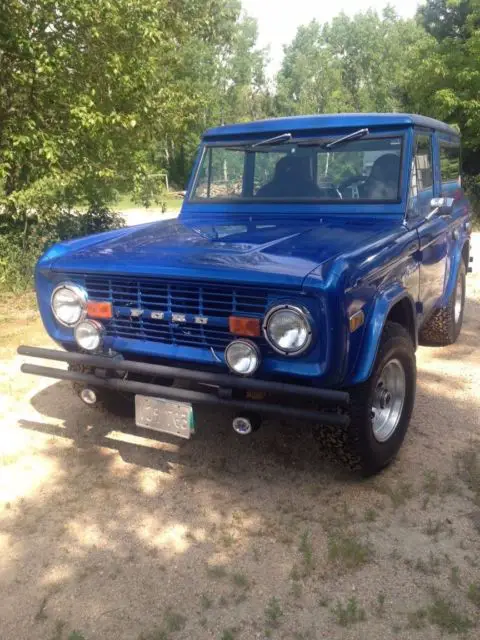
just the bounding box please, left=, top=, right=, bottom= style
left=68, top=274, right=297, bottom=351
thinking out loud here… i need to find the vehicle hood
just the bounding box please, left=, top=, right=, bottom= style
left=48, top=216, right=403, bottom=288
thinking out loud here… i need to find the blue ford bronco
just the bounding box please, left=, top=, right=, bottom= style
left=19, top=113, right=473, bottom=476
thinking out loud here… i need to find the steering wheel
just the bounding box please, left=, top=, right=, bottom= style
left=317, top=180, right=343, bottom=199
left=338, top=175, right=368, bottom=199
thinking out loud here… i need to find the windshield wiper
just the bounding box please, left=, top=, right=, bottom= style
left=322, top=128, right=369, bottom=150
left=251, top=132, right=292, bottom=148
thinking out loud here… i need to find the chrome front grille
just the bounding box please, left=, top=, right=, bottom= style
left=65, top=274, right=296, bottom=351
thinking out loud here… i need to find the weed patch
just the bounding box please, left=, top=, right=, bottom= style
left=265, top=597, right=283, bottom=630
left=427, top=596, right=472, bottom=634
left=332, top=598, right=366, bottom=626
left=467, top=583, right=480, bottom=608
left=328, top=532, right=371, bottom=570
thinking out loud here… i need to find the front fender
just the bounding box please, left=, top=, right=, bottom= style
left=346, top=284, right=417, bottom=385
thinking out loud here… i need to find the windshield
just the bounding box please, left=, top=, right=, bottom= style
left=191, top=136, right=403, bottom=203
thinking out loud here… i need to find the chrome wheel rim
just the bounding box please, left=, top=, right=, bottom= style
left=454, top=276, right=463, bottom=324
left=371, top=358, right=406, bottom=442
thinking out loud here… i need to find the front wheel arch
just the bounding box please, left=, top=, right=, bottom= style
left=347, top=288, right=417, bottom=386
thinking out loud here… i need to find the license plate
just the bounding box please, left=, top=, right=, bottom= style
left=135, top=395, right=194, bottom=439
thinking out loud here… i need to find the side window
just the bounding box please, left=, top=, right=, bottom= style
left=408, top=134, right=433, bottom=217
left=439, top=141, right=461, bottom=197
left=194, top=147, right=244, bottom=199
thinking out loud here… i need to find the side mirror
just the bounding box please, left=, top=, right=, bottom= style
left=428, top=197, right=454, bottom=218
left=179, top=190, right=187, bottom=199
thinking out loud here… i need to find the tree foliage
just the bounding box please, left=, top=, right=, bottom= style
left=0, top=0, right=241, bottom=217
left=275, top=9, right=425, bottom=116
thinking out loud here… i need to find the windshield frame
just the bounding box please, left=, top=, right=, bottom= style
left=188, top=131, right=406, bottom=206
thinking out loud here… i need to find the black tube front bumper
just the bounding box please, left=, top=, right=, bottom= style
left=18, top=345, right=350, bottom=427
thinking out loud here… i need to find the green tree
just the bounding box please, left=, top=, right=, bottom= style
left=404, top=0, right=480, bottom=209
left=0, top=0, right=244, bottom=289
left=275, top=8, right=424, bottom=117
left=0, top=0, right=241, bottom=218
left=275, top=20, right=347, bottom=115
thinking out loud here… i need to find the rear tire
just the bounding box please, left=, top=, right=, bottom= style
left=315, top=322, right=416, bottom=476
left=419, top=262, right=466, bottom=346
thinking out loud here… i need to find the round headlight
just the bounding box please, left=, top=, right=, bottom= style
left=263, top=305, right=313, bottom=355
left=51, top=283, right=87, bottom=327
left=74, top=320, right=104, bottom=351
left=225, top=339, right=260, bottom=376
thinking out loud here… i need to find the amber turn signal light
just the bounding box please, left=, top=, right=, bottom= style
left=349, top=310, right=365, bottom=333
left=228, top=316, right=261, bottom=337
left=87, top=300, right=112, bottom=320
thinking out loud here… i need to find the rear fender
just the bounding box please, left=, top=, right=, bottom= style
left=440, top=238, right=469, bottom=307
left=347, top=284, right=417, bottom=385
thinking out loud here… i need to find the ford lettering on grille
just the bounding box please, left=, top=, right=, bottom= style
left=63, top=274, right=298, bottom=351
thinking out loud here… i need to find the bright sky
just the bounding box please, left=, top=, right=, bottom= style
left=242, top=0, right=421, bottom=75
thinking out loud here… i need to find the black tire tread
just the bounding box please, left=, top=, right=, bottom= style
left=419, top=263, right=466, bottom=346
left=315, top=322, right=415, bottom=475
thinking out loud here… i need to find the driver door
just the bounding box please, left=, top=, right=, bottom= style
left=409, top=133, right=449, bottom=320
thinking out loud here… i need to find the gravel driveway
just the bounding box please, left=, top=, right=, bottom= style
left=0, top=235, right=479, bottom=640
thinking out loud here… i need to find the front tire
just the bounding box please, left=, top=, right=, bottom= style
left=316, top=322, right=416, bottom=476
left=419, top=262, right=466, bottom=346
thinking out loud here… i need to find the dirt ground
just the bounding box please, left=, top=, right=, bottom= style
left=0, top=236, right=479, bottom=640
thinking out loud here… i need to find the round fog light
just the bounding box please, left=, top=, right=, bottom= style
left=80, top=388, right=97, bottom=405
left=74, top=319, right=104, bottom=351
left=232, top=416, right=253, bottom=435
left=224, top=339, right=260, bottom=376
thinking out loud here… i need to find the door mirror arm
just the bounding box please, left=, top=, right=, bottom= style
left=427, top=197, right=454, bottom=220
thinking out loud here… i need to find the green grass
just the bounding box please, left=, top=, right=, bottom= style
left=386, top=481, right=414, bottom=508
left=298, top=530, right=315, bottom=576
left=111, top=193, right=182, bottom=213
left=365, top=508, right=378, bottom=522
left=200, top=593, right=212, bottom=610
left=206, top=564, right=228, bottom=579
left=332, top=598, right=366, bottom=627
left=467, top=583, right=480, bottom=608
left=328, top=532, right=371, bottom=570
left=50, top=620, right=66, bottom=640
left=425, top=518, right=445, bottom=538
left=231, top=572, right=249, bottom=589
left=414, top=551, right=441, bottom=575
left=138, top=630, right=167, bottom=640
left=450, top=566, right=461, bottom=586
left=163, top=609, right=187, bottom=633
left=456, top=448, right=480, bottom=503
left=265, top=597, right=283, bottom=630
left=427, top=596, right=472, bottom=634
left=374, top=593, right=386, bottom=618
left=407, top=607, right=427, bottom=630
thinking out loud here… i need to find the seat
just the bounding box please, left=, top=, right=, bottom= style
left=256, top=155, right=323, bottom=198
left=365, top=154, right=400, bottom=199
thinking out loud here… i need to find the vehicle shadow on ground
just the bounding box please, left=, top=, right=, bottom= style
left=19, top=381, right=344, bottom=479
